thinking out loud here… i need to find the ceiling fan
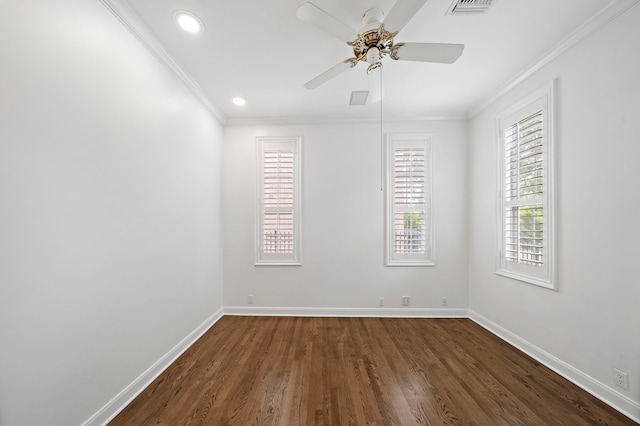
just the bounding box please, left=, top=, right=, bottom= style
left=297, top=0, right=464, bottom=91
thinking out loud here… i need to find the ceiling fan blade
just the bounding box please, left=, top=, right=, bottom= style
left=383, top=0, right=428, bottom=33
left=391, top=42, right=464, bottom=64
left=304, top=60, right=355, bottom=89
left=296, top=2, right=358, bottom=42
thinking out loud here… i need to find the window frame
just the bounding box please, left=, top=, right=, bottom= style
left=496, top=80, right=556, bottom=290
left=255, top=136, right=302, bottom=266
left=385, top=133, right=435, bottom=267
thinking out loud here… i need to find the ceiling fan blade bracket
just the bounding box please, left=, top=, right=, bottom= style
left=347, top=34, right=366, bottom=49
left=390, top=43, right=404, bottom=61
left=377, top=25, right=398, bottom=48
left=346, top=57, right=360, bottom=68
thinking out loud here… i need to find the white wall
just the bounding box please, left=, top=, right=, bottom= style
left=223, top=120, right=468, bottom=313
left=2, top=0, right=637, bottom=423
left=468, top=4, right=640, bottom=418
left=0, top=1, right=224, bottom=425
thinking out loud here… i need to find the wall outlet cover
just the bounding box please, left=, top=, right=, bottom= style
left=614, top=369, right=629, bottom=390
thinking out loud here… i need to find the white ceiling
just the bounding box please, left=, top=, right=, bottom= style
left=119, top=0, right=614, bottom=122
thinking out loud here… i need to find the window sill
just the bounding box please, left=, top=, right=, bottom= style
left=255, top=260, right=302, bottom=266
left=386, top=260, right=436, bottom=267
left=495, top=269, right=557, bottom=291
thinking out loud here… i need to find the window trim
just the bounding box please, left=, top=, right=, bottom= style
left=255, top=136, right=302, bottom=266
left=495, top=80, right=556, bottom=290
left=385, top=133, right=435, bottom=267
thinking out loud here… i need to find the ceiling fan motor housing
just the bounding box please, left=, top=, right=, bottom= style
left=350, top=9, right=398, bottom=63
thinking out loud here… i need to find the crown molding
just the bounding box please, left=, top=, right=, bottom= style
left=100, top=0, right=639, bottom=127
left=225, top=114, right=468, bottom=127
left=468, top=0, right=640, bottom=118
left=99, top=0, right=227, bottom=125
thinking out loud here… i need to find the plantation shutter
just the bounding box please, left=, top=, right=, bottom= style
left=496, top=80, right=555, bottom=289
left=386, top=135, right=434, bottom=266
left=504, top=111, right=544, bottom=266
left=393, top=146, right=426, bottom=254
left=256, top=137, right=302, bottom=265
left=263, top=149, right=294, bottom=254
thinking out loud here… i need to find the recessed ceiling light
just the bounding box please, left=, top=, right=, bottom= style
left=232, top=97, right=246, bottom=106
left=174, top=11, right=203, bottom=33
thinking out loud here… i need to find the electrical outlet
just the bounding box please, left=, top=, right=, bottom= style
left=401, top=296, right=410, bottom=306
left=614, top=369, right=629, bottom=390
left=442, top=297, right=447, bottom=307
left=248, top=294, right=254, bottom=304
left=379, top=297, right=384, bottom=307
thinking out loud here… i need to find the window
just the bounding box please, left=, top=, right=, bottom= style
left=496, top=81, right=556, bottom=289
left=385, top=134, right=434, bottom=266
left=256, top=137, right=302, bottom=265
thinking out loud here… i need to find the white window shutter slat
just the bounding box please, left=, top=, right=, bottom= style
left=386, top=135, right=434, bottom=266
left=503, top=110, right=545, bottom=266
left=496, top=80, right=555, bottom=290
left=256, top=137, right=302, bottom=265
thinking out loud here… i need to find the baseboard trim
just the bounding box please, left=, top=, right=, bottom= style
left=223, top=306, right=468, bottom=318
left=82, top=307, right=638, bottom=424
left=469, top=310, right=640, bottom=424
left=82, top=307, right=224, bottom=426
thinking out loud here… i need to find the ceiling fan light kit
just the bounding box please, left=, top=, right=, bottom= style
left=297, top=0, right=465, bottom=95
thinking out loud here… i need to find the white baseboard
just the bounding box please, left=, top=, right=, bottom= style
left=82, top=307, right=638, bottom=425
left=82, top=307, right=224, bottom=426
left=469, top=310, right=640, bottom=424
left=223, top=306, right=469, bottom=318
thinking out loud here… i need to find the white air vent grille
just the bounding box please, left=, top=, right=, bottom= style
left=447, top=0, right=494, bottom=15
left=350, top=91, right=369, bottom=106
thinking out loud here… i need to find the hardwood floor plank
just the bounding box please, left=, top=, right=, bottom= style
left=109, top=317, right=636, bottom=426
left=420, top=319, right=546, bottom=424
left=388, top=319, right=498, bottom=424
left=449, top=319, right=625, bottom=425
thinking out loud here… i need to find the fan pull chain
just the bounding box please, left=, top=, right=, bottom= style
left=380, top=65, right=384, bottom=192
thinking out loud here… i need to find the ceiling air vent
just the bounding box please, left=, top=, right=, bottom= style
left=349, top=91, right=369, bottom=106
left=446, top=0, right=494, bottom=15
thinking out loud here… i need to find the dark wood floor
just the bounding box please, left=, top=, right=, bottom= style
left=110, top=316, right=635, bottom=425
